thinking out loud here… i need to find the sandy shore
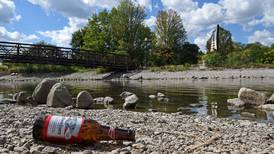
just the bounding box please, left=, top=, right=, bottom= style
left=0, top=68, right=274, bottom=82
left=0, top=104, right=273, bottom=153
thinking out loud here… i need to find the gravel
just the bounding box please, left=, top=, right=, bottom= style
left=0, top=104, right=274, bottom=153
left=1, top=68, right=274, bottom=82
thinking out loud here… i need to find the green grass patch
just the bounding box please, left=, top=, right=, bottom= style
left=148, top=64, right=191, bottom=72
left=0, top=62, right=103, bottom=74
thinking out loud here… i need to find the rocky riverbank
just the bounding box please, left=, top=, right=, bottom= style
left=0, top=104, right=274, bottom=153
left=1, top=68, right=274, bottom=82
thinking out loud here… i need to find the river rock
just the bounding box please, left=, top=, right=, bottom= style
left=238, top=87, right=266, bottom=106
left=120, top=91, right=134, bottom=99
left=76, top=91, right=93, bottom=109
left=241, top=112, right=256, bottom=118
left=157, top=92, right=165, bottom=97
left=257, top=104, right=274, bottom=110
left=123, top=94, right=138, bottom=109
left=1, top=98, right=16, bottom=104
left=149, top=95, right=156, bottom=99
left=103, top=96, right=114, bottom=105
left=32, top=78, right=58, bottom=104
left=94, top=97, right=104, bottom=104
left=16, top=91, right=28, bottom=104
left=266, top=93, right=274, bottom=104
left=227, top=98, right=245, bottom=107
left=47, top=83, right=74, bottom=108
left=13, top=93, right=19, bottom=101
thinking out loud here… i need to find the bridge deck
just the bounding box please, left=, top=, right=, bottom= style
left=0, top=41, right=135, bottom=70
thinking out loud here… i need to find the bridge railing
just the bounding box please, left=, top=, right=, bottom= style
left=0, top=41, right=134, bottom=69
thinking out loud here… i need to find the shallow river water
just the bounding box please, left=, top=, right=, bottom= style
left=1, top=79, right=274, bottom=122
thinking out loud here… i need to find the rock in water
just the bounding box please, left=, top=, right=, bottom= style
left=227, top=98, right=245, bottom=107
left=47, top=83, right=74, bottom=108
left=120, top=91, right=134, bottom=99
left=266, top=93, right=274, bottom=104
left=238, top=87, right=266, bottom=106
left=123, top=94, right=138, bottom=109
left=76, top=91, right=93, bottom=109
left=240, top=112, right=256, bottom=118
left=17, top=91, right=28, bottom=104
left=103, top=96, right=114, bottom=105
left=157, top=92, right=165, bottom=97
left=94, top=97, right=104, bottom=104
left=13, top=93, right=19, bottom=101
left=32, top=78, right=58, bottom=104
left=257, top=104, right=274, bottom=110
left=148, top=95, right=156, bottom=99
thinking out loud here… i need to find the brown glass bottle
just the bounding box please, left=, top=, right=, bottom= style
left=33, top=114, right=135, bottom=143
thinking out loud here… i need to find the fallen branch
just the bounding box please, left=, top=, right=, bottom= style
left=186, top=132, right=221, bottom=152
left=156, top=131, right=197, bottom=138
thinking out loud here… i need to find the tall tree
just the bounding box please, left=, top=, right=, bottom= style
left=82, top=10, right=113, bottom=52
left=154, top=9, right=187, bottom=64
left=71, top=29, right=86, bottom=49
left=111, top=0, right=152, bottom=66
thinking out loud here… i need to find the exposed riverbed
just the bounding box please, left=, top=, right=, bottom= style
left=1, top=69, right=274, bottom=153
left=0, top=79, right=274, bottom=122
left=0, top=104, right=274, bottom=153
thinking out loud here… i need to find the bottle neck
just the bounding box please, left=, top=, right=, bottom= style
left=98, top=125, right=135, bottom=141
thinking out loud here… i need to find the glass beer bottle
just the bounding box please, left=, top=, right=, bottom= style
left=33, top=114, right=135, bottom=143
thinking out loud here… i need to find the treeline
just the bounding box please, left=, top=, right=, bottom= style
left=71, top=0, right=200, bottom=67
left=203, top=42, right=274, bottom=68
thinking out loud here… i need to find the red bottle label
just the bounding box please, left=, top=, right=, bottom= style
left=43, top=115, right=84, bottom=142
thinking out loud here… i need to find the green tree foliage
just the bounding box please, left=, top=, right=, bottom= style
left=203, top=52, right=225, bottom=67
left=204, top=42, right=274, bottom=68
left=176, top=43, right=200, bottom=64
left=111, top=0, right=152, bottom=66
left=71, top=29, right=86, bottom=49
left=82, top=10, right=113, bottom=52
left=154, top=9, right=187, bottom=64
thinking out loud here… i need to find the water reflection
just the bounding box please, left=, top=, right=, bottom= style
left=0, top=79, right=274, bottom=122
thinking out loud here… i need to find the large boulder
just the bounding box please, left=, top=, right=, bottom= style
left=46, top=83, right=74, bottom=108
left=76, top=91, right=93, bottom=109
left=32, top=78, right=58, bottom=104
left=238, top=87, right=266, bottom=106
left=123, top=94, right=138, bottom=109
left=227, top=98, right=245, bottom=107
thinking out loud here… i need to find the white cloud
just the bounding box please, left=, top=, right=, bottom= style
left=144, top=16, right=156, bottom=27
left=220, top=0, right=263, bottom=24
left=261, top=0, right=274, bottom=26
left=136, top=0, right=152, bottom=10
left=0, top=26, right=39, bottom=43
left=29, top=0, right=155, bottom=46
left=183, top=3, right=225, bottom=35
left=0, top=0, right=21, bottom=23
left=194, top=30, right=213, bottom=51
left=28, top=0, right=118, bottom=19
left=38, top=17, right=88, bottom=47
left=161, top=0, right=198, bottom=12
left=248, top=30, right=274, bottom=46
left=160, top=0, right=274, bottom=48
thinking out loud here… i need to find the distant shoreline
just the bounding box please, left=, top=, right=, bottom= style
left=0, top=68, right=274, bottom=82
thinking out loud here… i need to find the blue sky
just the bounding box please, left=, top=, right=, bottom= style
left=0, top=0, right=273, bottom=51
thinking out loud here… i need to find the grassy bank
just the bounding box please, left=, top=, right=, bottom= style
left=0, top=63, right=109, bottom=74
left=148, top=64, right=191, bottom=72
